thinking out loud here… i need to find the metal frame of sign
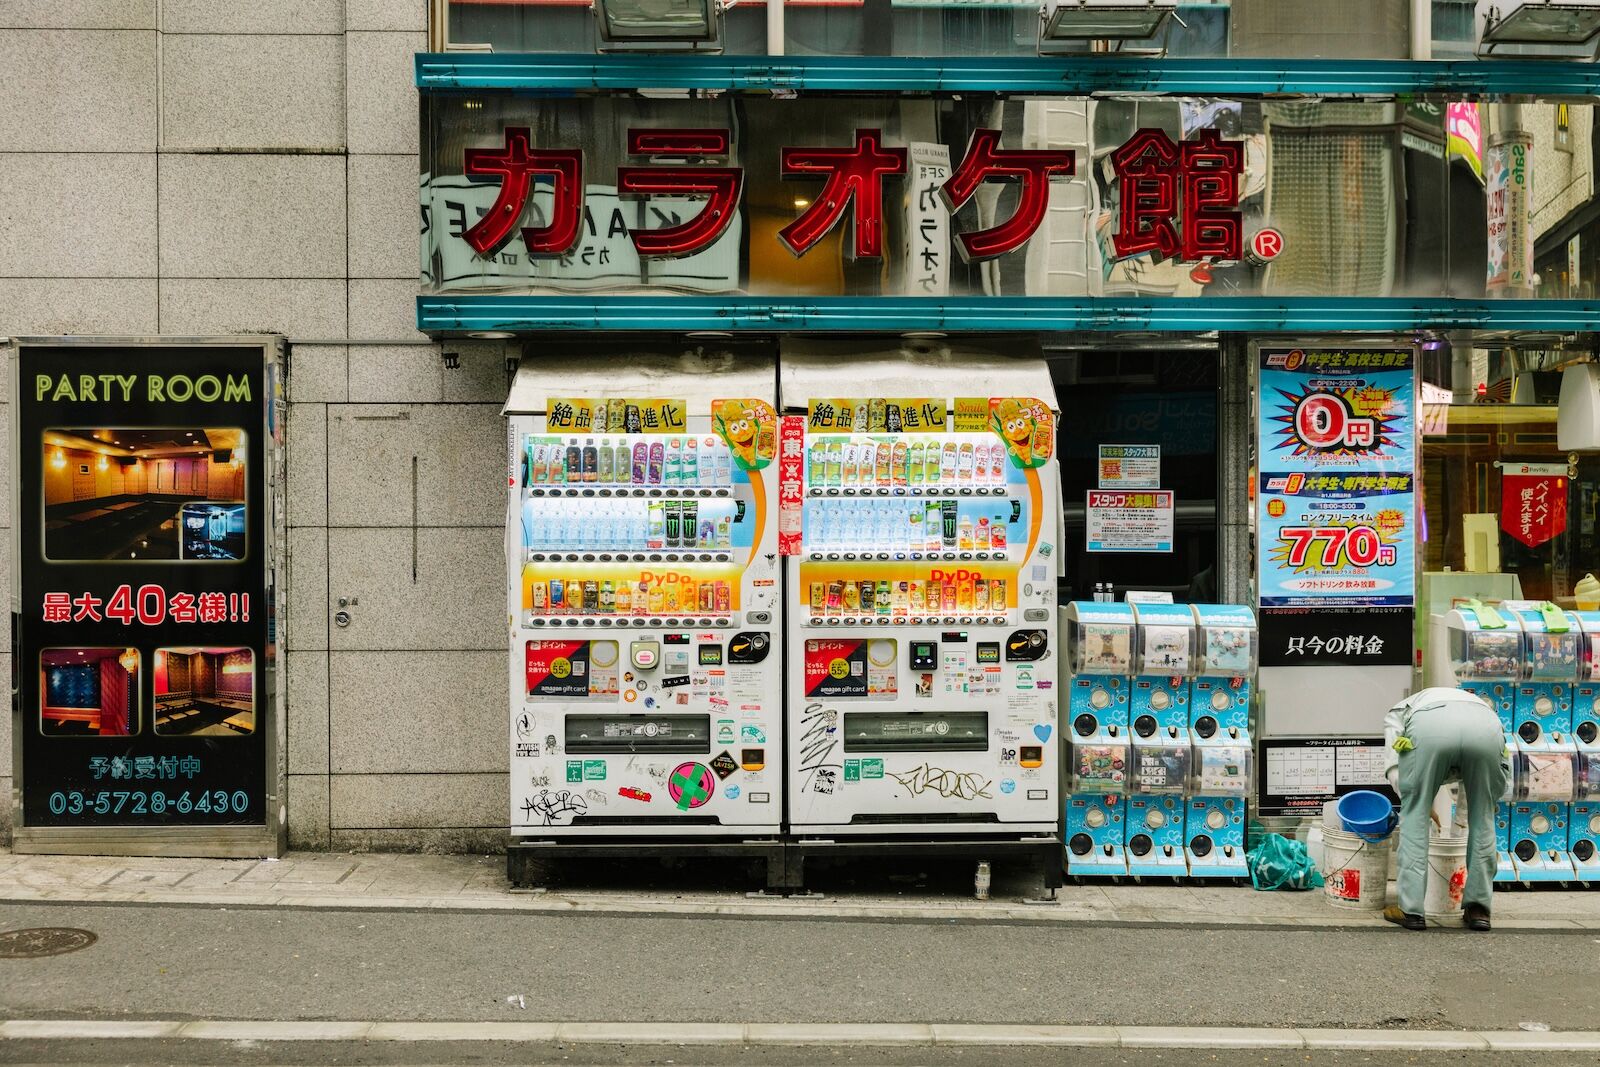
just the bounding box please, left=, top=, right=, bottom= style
left=8, top=337, right=285, bottom=858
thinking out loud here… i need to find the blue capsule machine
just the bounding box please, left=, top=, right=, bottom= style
left=1186, top=604, right=1257, bottom=878
left=1443, top=602, right=1523, bottom=882
left=1571, top=612, right=1600, bottom=881
left=1125, top=603, right=1198, bottom=877
left=1507, top=604, right=1581, bottom=881
left=1063, top=601, right=1135, bottom=877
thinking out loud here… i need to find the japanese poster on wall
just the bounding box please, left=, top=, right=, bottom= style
left=1256, top=345, right=1416, bottom=666
left=1500, top=462, right=1569, bottom=548
left=12, top=341, right=273, bottom=833
left=1086, top=490, right=1175, bottom=553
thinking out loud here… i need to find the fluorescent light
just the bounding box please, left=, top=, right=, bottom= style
left=1040, top=0, right=1174, bottom=41
left=595, top=0, right=721, bottom=49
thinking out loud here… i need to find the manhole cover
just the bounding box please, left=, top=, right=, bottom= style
left=0, top=928, right=97, bottom=958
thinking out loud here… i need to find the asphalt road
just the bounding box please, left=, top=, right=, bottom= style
left=1, top=901, right=1596, bottom=1032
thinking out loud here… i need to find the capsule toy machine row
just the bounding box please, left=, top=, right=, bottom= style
left=1571, top=612, right=1600, bottom=880
left=786, top=400, right=1060, bottom=838
left=1125, top=603, right=1199, bottom=878
left=1061, top=601, right=1136, bottom=877
left=507, top=395, right=783, bottom=838
left=1182, top=604, right=1257, bottom=879
left=1443, top=603, right=1524, bottom=882
left=1501, top=604, right=1582, bottom=881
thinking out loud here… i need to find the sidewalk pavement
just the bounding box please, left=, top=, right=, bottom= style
left=3, top=848, right=1599, bottom=928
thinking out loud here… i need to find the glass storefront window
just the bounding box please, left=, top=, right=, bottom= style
left=438, top=0, right=1517, bottom=59
left=1422, top=394, right=1598, bottom=605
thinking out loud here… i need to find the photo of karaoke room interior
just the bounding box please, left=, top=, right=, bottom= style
left=154, top=647, right=255, bottom=736
left=43, top=428, right=245, bottom=561
left=40, top=648, right=139, bottom=736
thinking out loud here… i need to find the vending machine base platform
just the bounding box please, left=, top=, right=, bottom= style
left=785, top=833, right=1064, bottom=899
left=1510, top=854, right=1578, bottom=882
left=507, top=836, right=788, bottom=894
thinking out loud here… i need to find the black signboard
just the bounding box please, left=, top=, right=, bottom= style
left=1255, top=737, right=1399, bottom=819
left=12, top=342, right=274, bottom=837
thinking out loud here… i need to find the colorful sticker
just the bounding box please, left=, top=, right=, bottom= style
left=668, top=761, right=716, bottom=810
left=712, top=397, right=778, bottom=471
left=709, top=750, right=739, bottom=780
left=989, top=397, right=1055, bottom=468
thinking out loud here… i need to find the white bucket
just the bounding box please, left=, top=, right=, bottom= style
left=1322, top=826, right=1390, bottom=910
left=1424, top=835, right=1470, bottom=920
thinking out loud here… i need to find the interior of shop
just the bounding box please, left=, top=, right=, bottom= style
left=43, top=428, right=246, bottom=561
left=39, top=647, right=138, bottom=737
left=153, top=647, right=255, bottom=736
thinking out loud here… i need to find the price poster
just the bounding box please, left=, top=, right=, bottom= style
left=1256, top=346, right=1416, bottom=666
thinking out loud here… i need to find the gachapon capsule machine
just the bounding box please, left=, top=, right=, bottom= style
left=1128, top=603, right=1198, bottom=747
left=1572, top=612, right=1600, bottom=880
left=1063, top=600, right=1136, bottom=877
left=1126, top=737, right=1189, bottom=878
left=780, top=345, right=1063, bottom=889
left=1444, top=602, right=1523, bottom=881
left=1508, top=604, right=1581, bottom=880
left=1186, top=604, right=1258, bottom=879
left=1190, top=604, right=1257, bottom=745
left=502, top=353, right=785, bottom=885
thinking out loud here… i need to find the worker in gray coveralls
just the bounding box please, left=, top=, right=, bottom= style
left=1382, top=687, right=1511, bottom=931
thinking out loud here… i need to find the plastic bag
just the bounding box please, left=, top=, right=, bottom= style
left=1247, top=833, right=1325, bottom=891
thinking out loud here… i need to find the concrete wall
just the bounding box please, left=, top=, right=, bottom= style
left=0, top=0, right=512, bottom=851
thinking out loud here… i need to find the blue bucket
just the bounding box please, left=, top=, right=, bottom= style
left=1338, top=790, right=1397, bottom=839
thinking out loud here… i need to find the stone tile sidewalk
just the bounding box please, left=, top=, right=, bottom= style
left=2, top=847, right=1598, bottom=928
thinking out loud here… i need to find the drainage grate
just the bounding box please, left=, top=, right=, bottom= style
left=0, top=928, right=97, bottom=959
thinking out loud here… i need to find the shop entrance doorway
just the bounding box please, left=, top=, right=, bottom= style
left=1049, top=346, right=1221, bottom=603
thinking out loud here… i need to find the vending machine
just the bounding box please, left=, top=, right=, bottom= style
left=503, top=352, right=785, bottom=879
left=1186, top=604, right=1257, bottom=878
left=1063, top=600, right=1136, bottom=877
left=1444, top=602, right=1524, bottom=881
left=780, top=346, right=1062, bottom=885
left=1507, top=605, right=1581, bottom=880
left=1573, top=612, right=1600, bottom=880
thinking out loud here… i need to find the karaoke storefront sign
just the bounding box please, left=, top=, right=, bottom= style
left=10, top=338, right=281, bottom=856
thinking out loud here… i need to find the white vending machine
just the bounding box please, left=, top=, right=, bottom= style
left=502, top=351, right=785, bottom=887
left=780, top=343, right=1063, bottom=892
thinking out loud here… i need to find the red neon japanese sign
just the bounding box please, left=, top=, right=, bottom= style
left=459, top=125, right=1242, bottom=264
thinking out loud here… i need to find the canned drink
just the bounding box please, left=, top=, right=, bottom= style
left=811, top=582, right=826, bottom=615
left=868, top=398, right=887, bottom=432
left=990, top=578, right=1007, bottom=610
left=625, top=404, right=642, bottom=434
left=827, top=580, right=844, bottom=615
left=582, top=580, right=599, bottom=614
left=701, top=582, right=715, bottom=612
left=549, top=578, right=565, bottom=613
left=608, top=398, right=627, bottom=434
left=714, top=580, right=730, bottom=612
left=859, top=580, right=874, bottom=615
left=530, top=581, right=547, bottom=613
left=853, top=402, right=869, bottom=432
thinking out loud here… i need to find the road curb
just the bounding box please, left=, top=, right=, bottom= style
left=3, top=886, right=1596, bottom=931
left=5, top=1020, right=1600, bottom=1050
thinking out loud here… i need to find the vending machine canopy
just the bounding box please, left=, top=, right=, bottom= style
left=777, top=338, right=1057, bottom=413
left=503, top=347, right=776, bottom=416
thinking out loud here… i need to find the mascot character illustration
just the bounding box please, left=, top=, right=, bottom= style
left=993, top=399, right=1037, bottom=466
left=716, top=400, right=762, bottom=469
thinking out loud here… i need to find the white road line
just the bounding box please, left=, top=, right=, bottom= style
left=4, top=1020, right=1600, bottom=1050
